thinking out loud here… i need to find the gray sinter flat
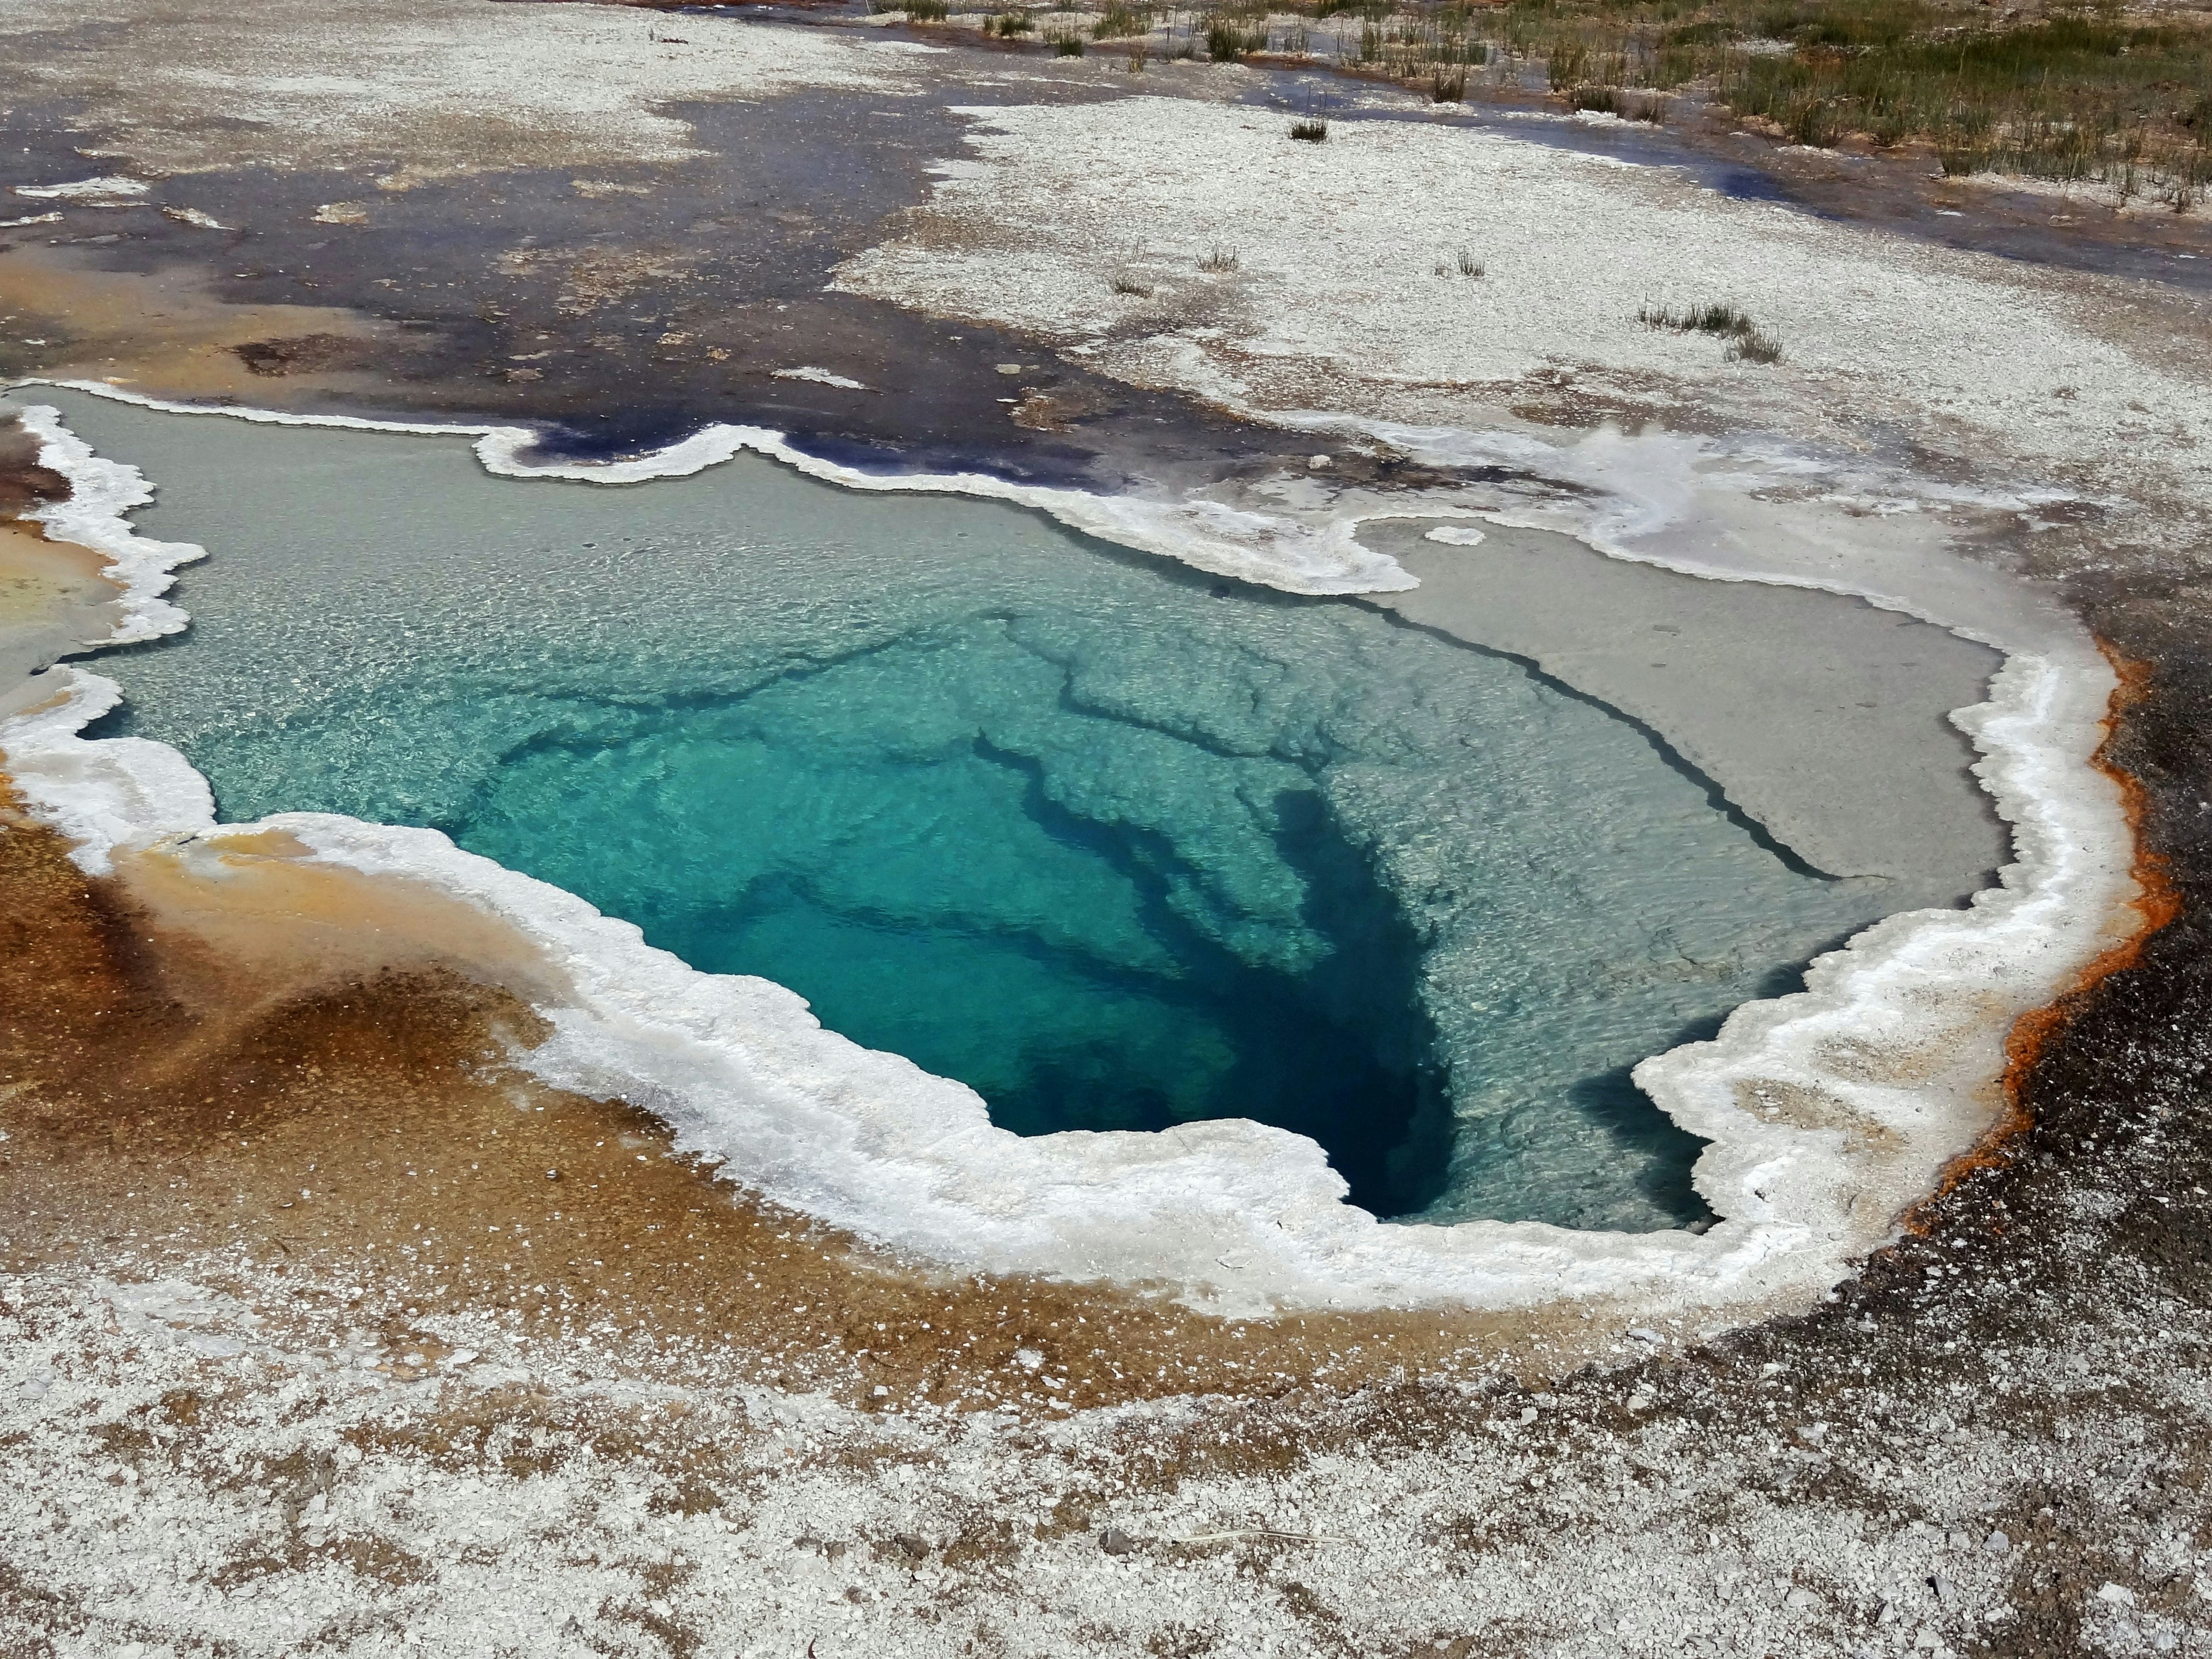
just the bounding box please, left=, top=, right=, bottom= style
left=1364, top=519, right=2010, bottom=911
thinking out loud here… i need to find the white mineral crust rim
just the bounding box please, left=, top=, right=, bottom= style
left=0, top=385, right=2142, bottom=1322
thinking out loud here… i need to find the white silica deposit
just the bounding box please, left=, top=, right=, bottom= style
left=832, top=96, right=2212, bottom=529
left=0, top=0, right=940, bottom=176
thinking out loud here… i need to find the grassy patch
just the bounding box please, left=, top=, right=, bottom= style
left=1573, top=82, right=1666, bottom=122
left=1291, top=118, right=1330, bottom=141
left=1728, top=328, right=1783, bottom=364
left=1199, top=246, right=1242, bottom=272
left=1206, top=18, right=1270, bottom=60
left=1093, top=2, right=1150, bottom=36
left=990, top=9, right=1033, bottom=36
left=1640, top=301, right=1782, bottom=363
left=1274, top=0, right=2210, bottom=208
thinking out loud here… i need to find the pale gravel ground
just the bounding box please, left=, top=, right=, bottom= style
left=832, top=96, right=2212, bottom=535
left=0, top=0, right=938, bottom=175
left=5, top=1176, right=2211, bottom=1659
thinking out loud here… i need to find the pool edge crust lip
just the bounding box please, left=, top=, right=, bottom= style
left=0, top=388, right=2143, bottom=1327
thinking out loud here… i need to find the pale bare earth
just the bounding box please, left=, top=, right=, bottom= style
left=832, top=94, right=2212, bottom=525
left=3, top=5, right=2211, bottom=1658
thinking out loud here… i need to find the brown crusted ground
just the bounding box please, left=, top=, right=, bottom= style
left=0, top=520, right=109, bottom=627
left=0, top=784, right=1617, bottom=1421
left=0, top=415, right=121, bottom=689
left=231, top=332, right=385, bottom=378
left=0, top=243, right=403, bottom=406
left=0, top=416, right=68, bottom=516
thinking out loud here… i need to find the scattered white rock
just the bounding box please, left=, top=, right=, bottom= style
left=772, top=365, right=869, bottom=390
left=12, top=175, right=147, bottom=200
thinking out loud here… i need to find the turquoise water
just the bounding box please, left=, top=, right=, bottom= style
left=38, top=392, right=1893, bottom=1230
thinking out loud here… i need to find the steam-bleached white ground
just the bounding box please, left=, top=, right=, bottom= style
left=5, top=1186, right=2209, bottom=1658
left=835, top=97, right=2212, bottom=527
left=0, top=0, right=935, bottom=173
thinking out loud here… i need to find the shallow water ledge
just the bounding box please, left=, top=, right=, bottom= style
left=0, top=389, right=2145, bottom=1328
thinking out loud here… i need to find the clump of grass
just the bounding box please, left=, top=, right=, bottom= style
left=1290, top=118, right=1330, bottom=142
left=1093, top=2, right=1149, bottom=37
left=1456, top=247, right=1483, bottom=276
left=1050, top=29, right=1085, bottom=54
left=906, top=0, right=948, bottom=18
left=1640, top=301, right=1781, bottom=362
left=1112, top=273, right=1153, bottom=296
left=1574, top=84, right=1665, bottom=122
left=1640, top=301, right=1749, bottom=333
left=990, top=10, right=1032, bottom=36
left=1727, top=328, right=1783, bottom=363
left=1206, top=20, right=1268, bottom=60
left=1431, top=67, right=1466, bottom=101
left=1198, top=246, right=1241, bottom=272
left=1126, top=40, right=1149, bottom=70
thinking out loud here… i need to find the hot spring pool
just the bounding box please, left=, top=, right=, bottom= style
left=36, top=391, right=1899, bottom=1231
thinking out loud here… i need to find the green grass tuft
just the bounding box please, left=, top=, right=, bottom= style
left=1640, top=302, right=1781, bottom=363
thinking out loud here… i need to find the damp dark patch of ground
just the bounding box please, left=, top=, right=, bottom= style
left=0, top=86, right=1296, bottom=487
